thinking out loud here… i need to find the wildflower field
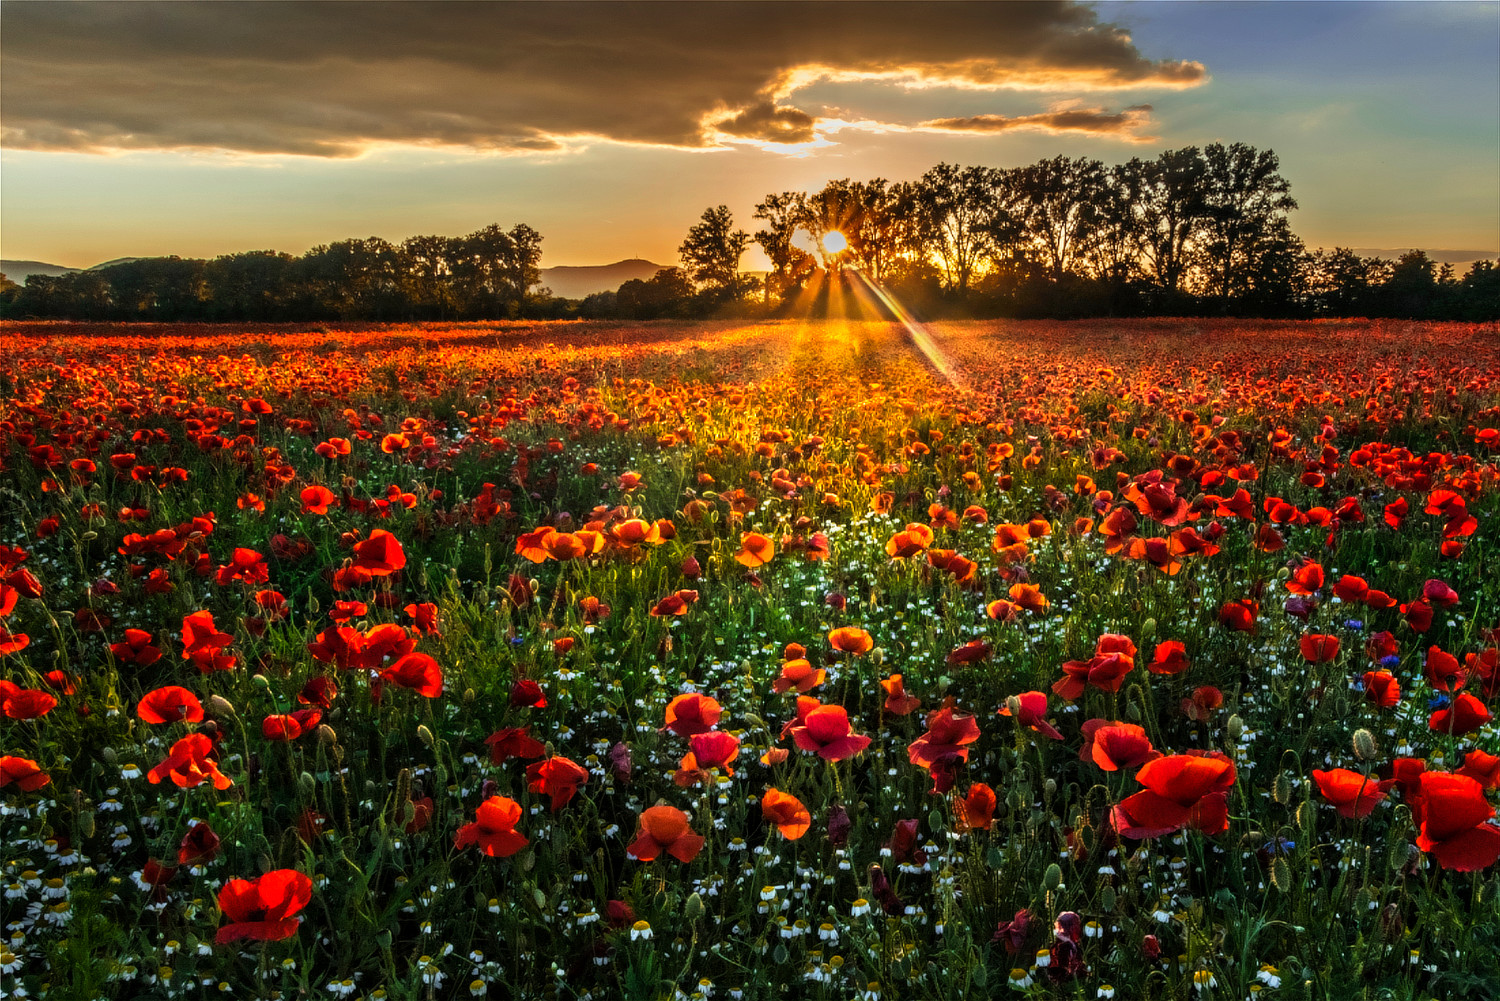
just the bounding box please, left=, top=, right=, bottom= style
left=2, top=316, right=1500, bottom=1001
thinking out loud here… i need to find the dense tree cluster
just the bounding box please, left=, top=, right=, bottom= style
left=1, top=224, right=542, bottom=322
left=3, top=143, right=1495, bottom=322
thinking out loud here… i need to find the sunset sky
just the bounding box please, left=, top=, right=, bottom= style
left=2, top=0, right=1496, bottom=271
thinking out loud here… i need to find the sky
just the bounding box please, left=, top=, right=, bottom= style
left=1, top=0, right=1496, bottom=271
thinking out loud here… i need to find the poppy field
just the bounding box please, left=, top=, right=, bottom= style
left=2, top=316, right=1500, bottom=1000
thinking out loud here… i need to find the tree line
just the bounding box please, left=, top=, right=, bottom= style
left=3, top=144, right=1496, bottom=322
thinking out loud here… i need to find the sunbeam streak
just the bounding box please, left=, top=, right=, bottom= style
left=847, top=268, right=967, bottom=391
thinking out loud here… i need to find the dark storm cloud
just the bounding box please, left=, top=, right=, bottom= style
left=0, top=1, right=1206, bottom=156
left=923, top=104, right=1157, bottom=140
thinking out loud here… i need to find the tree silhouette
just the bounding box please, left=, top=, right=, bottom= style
left=679, top=206, right=749, bottom=301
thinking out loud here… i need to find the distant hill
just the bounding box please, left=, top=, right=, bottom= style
left=1, top=259, right=79, bottom=283
left=539, top=259, right=668, bottom=299
left=88, top=257, right=145, bottom=270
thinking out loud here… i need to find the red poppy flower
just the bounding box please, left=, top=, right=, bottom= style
left=1413, top=773, right=1500, bottom=871
left=455, top=796, right=529, bottom=857
left=946, top=639, right=992, bottom=665
left=886, top=523, right=934, bottom=558
left=735, top=532, right=775, bottom=567
left=148, top=733, right=233, bottom=790
left=137, top=686, right=205, bottom=724
left=1286, top=561, right=1324, bottom=596
left=215, top=548, right=269, bottom=587
left=687, top=730, right=740, bottom=775
left=1361, top=670, right=1401, bottom=709
left=380, top=652, right=443, bottom=698
left=662, top=693, right=721, bottom=737
left=181, top=610, right=234, bottom=664
left=908, top=706, right=982, bottom=769
left=955, top=783, right=997, bottom=832
left=300, top=485, right=337, bottom=515
left=1299, top=634, right=1341, bottom=664
left=627, top=805, right=704, bottom=863
left=179, top=819, right=222, bottom=865
left=1111, top=751, right=1237, bottom=839
left=510, top=679, right=548, bottom=709
left=828, top=626, right=874, bottom=655
left=998, top=691, right=1062, bottom=741
left=0, top=683, right=56, bottom=720
left=0, top=627, right=28, bottom=656
left=527, top=756, right=590, bottom=811
left=1429, top=693, right=1492, bottom=736
left=1333, top=575, right=1370, bottom=603
left=1458, top=749, right=1500, bottom=790
left=402, top=602, right=440, bottom=637
left=298, top=676, right=338, bottom=709
left=761, top=788, right=812, bottom=840
left=1053, top=634, right=1137, bottom=700
left=791, top=705, right=871, bottom=762
left=485, top=726, right=546, bottom=764
left=262, top=709, right=322, bottom=742
left=1312, top=768, right=1385, bottom=818
left=215, top=869, right=313, bottom=944
left=1148, top=640, right=1190, bottom=675
left=649, top=589, right=699, bottom=617
left=1402, top=599, right=1434, bottom=633
left=1425, top=646, right=1467, bottom=692
left=773, top=658, right=826, bottom=694
left=0, top=755, right=50, bottom=791
left=1218, top=599, right=1259, bottom=633
left=352, top=530, right=406, bottom=576
left=880, top=674, right=922, bottom=716
left=1090, top=723, right=1161, bottom=772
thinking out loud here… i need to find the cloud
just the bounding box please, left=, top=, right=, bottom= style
left=0, top=1, right=1206, bottom=157
left=922, top=104, right=1157, bottom=141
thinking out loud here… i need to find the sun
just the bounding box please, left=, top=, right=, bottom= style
left=822, top=230, right=848, bottom=254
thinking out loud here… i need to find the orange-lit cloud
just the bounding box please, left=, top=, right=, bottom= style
left=921, top=105, right=1157, bottom=141
left=1, top=2, right=1205, bottom=157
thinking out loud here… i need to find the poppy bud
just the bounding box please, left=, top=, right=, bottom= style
left=1125, top=701, right=1142, bottom=722
left=316, top=724, right=337, bottom=745
left=299, top=772, right=317, bottom=795
left=78, top=810, right=96, bottom=839
left=680, top=557, right=702, bottom=579
left=1276, top=567, right=1291, bottom=581
left=101, top=746, right=117, bottom=764
left=82, top=530, right=99, bottom=541
left=1226, top=714, right=1244, bottom=741
left=208, top=695, right=236, bottom=718
left=1351, top=728, right=1377, bottom=761
left=1273, top=771, right=1292, bottom=805
left=1378, top=903, right=1404, bottom=939
left=417, top=724, right=435, bottom=747
left=1043, top=863, right=1063, bottom=890
left=1004, top=695, right=1022, bottom=717
left=464, top=688, right=476, bottom=703
left=1043, top=778, right=1057, bottom=797
left=1270, top=855, right=1291, bottom=890
left=827, top=805, right=851, bottom=847
left=252, top=674, right=271, bottom=690
left=1142, top=934, right=1161, bottom=959
left=684, top=892, right=704, bottom=922
left=1140, top=617, right=1156, bottom=640
left=1100, top=885, right=1116, bottom=912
